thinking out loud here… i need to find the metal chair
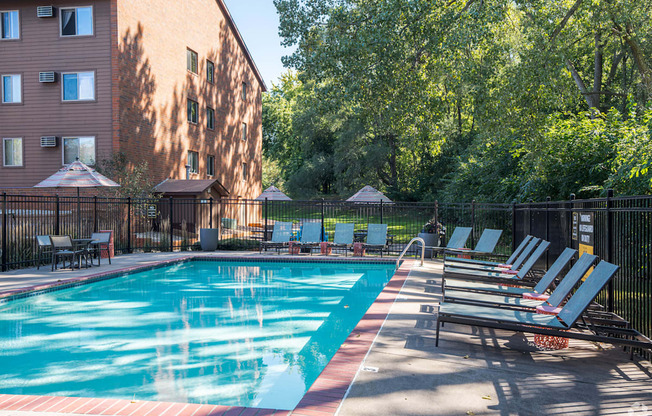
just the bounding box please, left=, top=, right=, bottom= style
left=89, top=232, right=112, bottom=265
left=36, top=235, right=52, bottom=270
left=49, top=235, right=85, bottom=270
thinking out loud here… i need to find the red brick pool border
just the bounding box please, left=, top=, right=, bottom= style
left=0, top=256, right=415, bottom=416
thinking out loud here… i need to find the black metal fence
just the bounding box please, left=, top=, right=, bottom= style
left=1, top=192, right=651, bottom=355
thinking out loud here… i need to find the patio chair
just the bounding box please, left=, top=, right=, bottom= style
left=444, top=229, right=503, bottom=258
left=442, top=240, right=550, bottom=290
left=36, top=235, right=52, bottom=270
left=444, top=235, right=534, bottom=268
left=328, top=223, right=355, bottom=256
left=295, top=222, right=323, bottom=254
left=260, top=221, right=293, bottom=253
left=49, top=235, right=86, bottom=271
left=445, top=247, right=577, bottom=298
left=444, top=236, right=540, bottom=272
left=88, top=232, right=112, bottom=266
left=431, top=226, right=472, bottom=258
left=363, top=224, right=389, bottom=257
left=444, top=251, right=596, bottom=310
left=435, top=261, right=652, bottom=352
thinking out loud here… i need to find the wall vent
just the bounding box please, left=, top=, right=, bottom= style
left=39, top=72, right=56, bottom=83
left=37, top=6, right=55, bottom=18
left=40, top=136, right=58, bottom=147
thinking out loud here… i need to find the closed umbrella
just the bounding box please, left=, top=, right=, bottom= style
left=34, top=158, right=120, bottom=236
left=346, top=185, right=392, bottom=203
left=255, top=186, right=292, bottom=201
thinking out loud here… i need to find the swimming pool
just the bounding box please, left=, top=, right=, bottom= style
left=0, top=260, right=396, bottom=410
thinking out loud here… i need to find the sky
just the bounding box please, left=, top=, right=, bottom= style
left=223, top=0, right=295, bottom=90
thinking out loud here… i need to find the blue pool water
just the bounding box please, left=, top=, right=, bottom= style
left=0, top=260, right=395, bottom=410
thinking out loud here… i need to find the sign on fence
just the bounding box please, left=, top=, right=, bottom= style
left=147, top=205, right=157, bottom=218
left=577, top=212, right=595, bottom=280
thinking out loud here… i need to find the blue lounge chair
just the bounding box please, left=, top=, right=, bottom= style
left=260, top=221, right=293, bottom=253
left=444, top=229, right=503, bottom=258
left=296, top=222, right=323, bottom=254
left=434, top=261, right=652, bottom=351
left=431, top=226, right=472, bottom=257
left=363, top=224, right=388, bottom=256
left=445, top=247, right=577, bottom=298
left=328, top=223, right=355, bottom=256
left=444, top=235, right=534, bottom=268
left=445, top=237, right=540, bottom=272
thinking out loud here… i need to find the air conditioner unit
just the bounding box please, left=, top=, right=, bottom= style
left=39, top=72, right=56, bottom=83
left=40, top=136, right=58, bottom=147
left=37, top=6, right=55, bottom=18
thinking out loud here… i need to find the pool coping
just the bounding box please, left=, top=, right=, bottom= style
left=0, top=255, right=415, bottom=416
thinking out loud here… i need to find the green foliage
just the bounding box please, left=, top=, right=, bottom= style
left=95, top=152, right=159, bottom=199
left=267, top=0, right=652, bottom=202
left=216, top=238, right=260, bottom=251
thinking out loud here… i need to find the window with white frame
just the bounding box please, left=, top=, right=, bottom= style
left=61, top=6, right=93, bottom=36
left=207, top=107, right=215, bottom=130
left=242, top=122, right=247, bottom=141
left=2, top=74, right=21, bottom=103
left=62, top=72, right=95, bottom=101
left=3, top=138, right=22, bottom=166
left=63, top=136, right=95, bottom=165
left=187, top=99, right=198, bottom=124
left=207, top=155, right=215, bottom=176
left=207, top=60, right=214, bottom=83
left=187, top=49, right=198, bottom=74
left=1, top=11, right=19, bottom=39
left=188, top=151, right=199, bottom=174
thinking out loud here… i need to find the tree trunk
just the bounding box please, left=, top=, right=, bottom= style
left=592, top=30, right=603, bottom=109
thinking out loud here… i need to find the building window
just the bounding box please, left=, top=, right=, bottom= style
left=188, top=151, right=199, bottom=174
left=2, top=74, right=21, bottom=103
left=3, top=138, right=22, bottom=167
left=1, top=11, right=19, bottom=39
left=62, top=72, right=95, bottom=101
left=242, top=122, right=247, bottom=141
left=61, top=7, right=93, bottom=37
left=187, top=49, right=198, bottom=74
left=207, top=107, right=215, bottom=130
left=242, top=82, right=247, bottom=100
left=242, top=162, right=248, bottom=181
left=207, top=155, right=215, bottom=176
left=207, top=60, right=214, bottom=83
left=187, top=99, right=198, bottom=124
left=63, top=137, right=95, bottom=165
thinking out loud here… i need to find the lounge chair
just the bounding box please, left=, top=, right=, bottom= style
left=444, top=235, right=534, bottom=268
left=363, top=224, right=388, bottom=256
left=442, top=240, right=551, bottom=290
left=445, top=247, right=577, bottom=298
left=431, top=226, right=472, bottom=258
left=435, top=261, right=652, bottom=351
left=295, top=222, right=322, bottom=254
left=444, top=236, right=540, bottom=272
left=444, top=251, right=596, bottom=310
left=444, top=229, right=503, bottom=258
left=328, top=223, right=355, bottom=256
left=49, top=235, right=86, bottom=270
left=260, top=221, right=293, bottom=253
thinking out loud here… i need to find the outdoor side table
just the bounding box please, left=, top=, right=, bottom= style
left=534, top=304, right=569, bottom=350
left=353, top=242, right=365, bottom=257
left=320, top=242, right=332, bottom=255
left=288, top=242, right=300, bottom=255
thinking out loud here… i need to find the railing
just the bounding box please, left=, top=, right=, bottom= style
left=396, top=237, right=425, bottom=268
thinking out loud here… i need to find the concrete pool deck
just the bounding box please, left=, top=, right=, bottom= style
left=1, top=253, right=651, bottom=415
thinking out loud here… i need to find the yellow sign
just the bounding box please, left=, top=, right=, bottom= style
left=578, top=244, right=594, bottom=281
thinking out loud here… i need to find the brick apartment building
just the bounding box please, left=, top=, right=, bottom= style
left=0, top=0, right=265, bottom=199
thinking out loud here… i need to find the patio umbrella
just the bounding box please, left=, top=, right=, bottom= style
left=255, top=185, right=292, bottom=201
left=34, top=158, right=120, bottom=236
left=346, top=185, right=392, bottom=203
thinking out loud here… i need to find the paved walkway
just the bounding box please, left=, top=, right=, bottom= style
left=1, top=255, right=651, bottom=415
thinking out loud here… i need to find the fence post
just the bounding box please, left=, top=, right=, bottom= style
left=55, top=194, right=60, bottom=235
left=568, top=193, right=575, bottom=248
left=169, top=197, right=174, bottom=252
left=471, top=199, right=476, bottom=247
left=511, top=200, right=516, bottom=252
left=2, top=192, right=7, bottom=272
left=545, top=196, right=551, bottom=269
left=606, top=189, right=614, bottom=312
left=380, top=200, right=384, bottom=224
left=321, top=198, right=325, bottom=240
left=264, top=198, right=269, bottom=242
left=93, top=196, right=98, bottom=233
left=209, top=197, right=213, bottom=229
left=434, top=200, right=439, bottom=224
left=127, top=197, right=132, bottom=254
